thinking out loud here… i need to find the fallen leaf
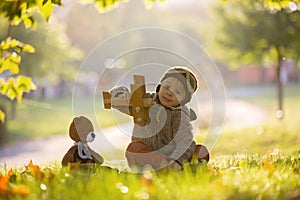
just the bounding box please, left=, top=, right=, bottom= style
left=0, top=175, right=9, bottom=191
left=263, top=161, right=275, bottom=175
left=25, top=160, right=45, bottom=180
left=12, top=184, right=30, bottom=196
left=0, top=169, right=13, bottom=191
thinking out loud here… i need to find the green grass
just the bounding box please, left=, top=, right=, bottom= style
left=206, top=83, right=300, bottom=157
left=0, top=151, right=299, bottom=200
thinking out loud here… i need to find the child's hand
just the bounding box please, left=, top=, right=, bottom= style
left=168, top=160, right=182, bottom=170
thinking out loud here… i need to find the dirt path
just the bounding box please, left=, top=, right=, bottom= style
left=0, top=99, right=267, bottom=167
left=0, top=124, right=133, bottom=167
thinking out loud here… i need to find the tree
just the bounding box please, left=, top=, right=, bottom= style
left=221, top=0, right=300, bottom=11
left=0, top=2, right=82, bottom=143
left=213, top=0, right=300, bottom=119
left=0, top=0, right=167, bottom=124
left=0, top=16, right=82, bottom=80
left=0, top=0, right=298, bottom=125
left=0, top=0, right=62, bottom=123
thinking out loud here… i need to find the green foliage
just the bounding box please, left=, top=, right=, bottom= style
left=0, top=35, right=37, bottom=122
left=262, top=0, right=300, bottom=11
left=214, top=1, right=300, bottom=68
left=0, top=0, right=63, bottom=123
left=0, top=0, right=62, bottom=26
left=0, top=15, right=83, bottom=80
left=0, top=0, right=82, bottom=123
left=0, top=0, right=166, bottom=123
left=221, top=0, right=300, bottom=11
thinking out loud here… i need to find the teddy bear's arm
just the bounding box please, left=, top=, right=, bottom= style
left=61, top=146, right=77, bottom=166
left=89, top=148, right=104, bottom=164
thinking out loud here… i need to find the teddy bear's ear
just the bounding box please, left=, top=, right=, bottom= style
left=69, top=118, right=81, bottom=142
left=70, top=116, right=94, bottom=142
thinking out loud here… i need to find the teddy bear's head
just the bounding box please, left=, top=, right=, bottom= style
left=69, top=116, right=95, bottom=143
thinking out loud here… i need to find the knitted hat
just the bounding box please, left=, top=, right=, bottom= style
left=156, top=66, right=198, bottom=105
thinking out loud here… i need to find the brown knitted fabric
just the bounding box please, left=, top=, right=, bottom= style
left=125, top=141, right=209, bottom=170
left=125, top=141, right=168, bottom=170
left=131, top=104, right=197, bottom=164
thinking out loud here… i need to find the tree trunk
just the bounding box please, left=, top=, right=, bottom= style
left=276, top=54, right=284, bottom=119
left=11, top=99, right=16, bottom=120
left=0, top=104, right=7, bottom=145
left=292, top=62, right=299, bottom=83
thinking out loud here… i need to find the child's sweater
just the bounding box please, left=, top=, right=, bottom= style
left=113, top=93, right=197, bottom=164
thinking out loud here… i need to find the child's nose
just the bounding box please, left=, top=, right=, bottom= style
left=166, top=88, right=173, bottom=96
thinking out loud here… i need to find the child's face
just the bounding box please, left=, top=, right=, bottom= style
left=158, top=77, right=186, bottom=107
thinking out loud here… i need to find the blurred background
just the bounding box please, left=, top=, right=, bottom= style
left=0, top=0, right=299, bottom=166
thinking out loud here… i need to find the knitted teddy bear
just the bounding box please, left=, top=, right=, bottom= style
left=61, top=116, right=104, bottom=167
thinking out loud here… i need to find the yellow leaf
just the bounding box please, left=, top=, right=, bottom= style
left=263, top=161, right=275, bottom=175
left=0, top=40, right=10, bottom=50
left=17, top=92, right=23, bottom=103
left=0, top=110, right=5, bottom=123
left=0, top=76, right=36, bottom=103
left=10, top=62, right=20, bottom=74
left=0, top=82, right=8, bottom=95
left=23, top=17, right=33, bottom=29
left=10, top=52, right=21, bottom=63
left=17, top=76, right=37, bottom=92
left=1, top=53, right=20, bottom=74
left=7, top=78, right=15, bottom=86
left=39, top=0, right=54, bottom=21
left=6, top=86, right=18, bottom=101
left=22, top=44, right=35, bottom=53
left=10, top=39, right=19, bottom=48
left=10, top=16, right=22, bottom=26
left=0, top=58, right=10, bottom=73
left=12, top=184, right=30, bottom=196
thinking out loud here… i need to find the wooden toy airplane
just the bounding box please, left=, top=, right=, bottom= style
left=102, top=75, right=153, bottom=126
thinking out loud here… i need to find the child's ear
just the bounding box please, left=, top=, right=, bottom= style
left=156, top=84, right=161, bottom=93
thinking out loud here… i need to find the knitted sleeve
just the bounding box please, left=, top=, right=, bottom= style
left=169, top=108, right=196, bottom=164
left=109, top=86, right=131, bottom=116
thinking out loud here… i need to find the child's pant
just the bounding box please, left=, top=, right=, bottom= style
left=125, top=141, right=209, bottom=170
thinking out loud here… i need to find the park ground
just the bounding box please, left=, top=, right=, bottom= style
left=0, top=89, right=267, bottom=166
left=0, top=84, right=299, bottom=200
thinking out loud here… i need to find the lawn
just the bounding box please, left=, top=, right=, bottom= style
left=207, top=83, right=300, bottom=157
left=0, top=152, right=299, bottom=199
left=1, top=83, right=300, bottom=199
